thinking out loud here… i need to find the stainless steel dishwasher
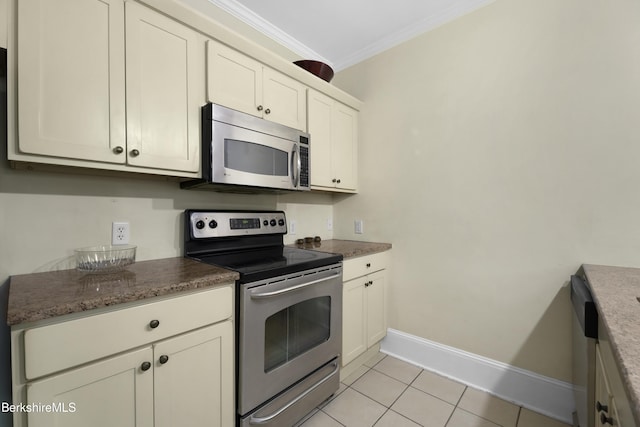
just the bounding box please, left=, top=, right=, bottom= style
left=571, top=273, right=598, bottom=427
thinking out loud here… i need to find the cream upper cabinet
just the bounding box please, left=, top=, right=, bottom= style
left=207, top=39, right=307, bottom=131
left=262, top=67, right=307, bottom=132
left=307, top=89, right=358, bottom=192
left=12, top=0, right=203, bottom=177
left=125, top=1, right=203, bottom=173
left=342, top=252, right=389, bottom=367
left=17, top=0, right=126, bottom=164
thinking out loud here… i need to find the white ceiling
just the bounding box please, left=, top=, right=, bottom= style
left=206, top=0, right=495, bottom=71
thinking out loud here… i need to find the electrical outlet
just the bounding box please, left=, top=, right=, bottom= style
left=355, top=219, right=364, bottom=234
left=112, top=222, right=130, bottom=245
left=289, top=220, right=297, bottom=235
left=327, top=218, right=333, bottom=231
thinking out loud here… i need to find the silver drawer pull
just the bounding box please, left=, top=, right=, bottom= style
left=248, top=361, right=338, bottom=424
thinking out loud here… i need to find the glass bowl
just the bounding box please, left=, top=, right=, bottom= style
left=75, top=245, right=137, bottom=274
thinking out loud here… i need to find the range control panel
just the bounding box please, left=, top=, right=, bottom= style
left=188, top=211, right=287, bottom=239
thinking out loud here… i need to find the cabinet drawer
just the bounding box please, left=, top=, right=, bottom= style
left=23, top=285, right=233, bottom=380
left=343, top=251, right=389, bottom=282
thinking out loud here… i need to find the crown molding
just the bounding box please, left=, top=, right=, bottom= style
left=206, top=0, right=494, bottom=72
left=206, top=0, right=334, bottom=67
left=333, top=0, right=495, bottom=70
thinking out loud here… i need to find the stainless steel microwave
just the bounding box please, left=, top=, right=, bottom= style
left=181, top=103, right=310, bottom=192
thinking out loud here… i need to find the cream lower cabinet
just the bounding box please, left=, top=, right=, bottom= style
left=11, top=286, right=234, bottom=427
left=206, top=39, right=307, bottom=131
left=342, top=252, right=389, bottom=366
left=154, top=322, right=233, bottom=427
left=307, top=89, right=358, bottom=192
left=26, top=347, right=154, bottom=427
left=595, top=317, right=636, bottom=427
left=11, top=0, right=203, bottom=176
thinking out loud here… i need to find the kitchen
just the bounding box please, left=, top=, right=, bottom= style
left=2, top=0, right=640, bottom=426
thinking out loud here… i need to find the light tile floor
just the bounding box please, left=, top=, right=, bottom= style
left=296, top=353, right=571, bottom=427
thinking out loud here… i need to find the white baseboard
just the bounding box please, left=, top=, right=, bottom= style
left=380, top=329, right=575, bottom=424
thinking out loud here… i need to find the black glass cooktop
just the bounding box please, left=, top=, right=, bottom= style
left=194, top=246, right=342, bottom=283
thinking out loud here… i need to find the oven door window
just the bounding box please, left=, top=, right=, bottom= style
left=225, top=139, right=288, bottom=176
left=264, top=296, right=331, bottom=372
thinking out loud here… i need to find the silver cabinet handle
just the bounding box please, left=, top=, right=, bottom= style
left=248, top=361, right=338, bottom=424
left=130, top=149, right=140, bottom=157
left=113, top=146, right=124, bottom=154
left=250, top=273, right=339, bottom=299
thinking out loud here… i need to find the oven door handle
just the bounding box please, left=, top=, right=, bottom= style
left=250, top=273, right=340, bottom=299
left=248, top=361, right=339, bottom=425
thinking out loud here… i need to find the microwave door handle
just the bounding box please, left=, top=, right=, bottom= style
left=291, top=144, right=300, bottom=188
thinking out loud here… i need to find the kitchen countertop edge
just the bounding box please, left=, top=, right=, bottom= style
left=289, top=239, right=392, bottom=259
left=7, top=257, right=239, bottom=327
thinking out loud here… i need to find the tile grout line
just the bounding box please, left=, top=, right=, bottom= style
left=443, top=385, right=468, bottom=427
left=318, top=407, right=346, bottom=427
left=337, top=354, right=569, bottom=427
left=515, top=405, right=522, bottom=427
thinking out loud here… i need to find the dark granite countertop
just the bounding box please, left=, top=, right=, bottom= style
left=7, top=257, right=238, bottom=326
left=583, top=264, right=640, bottom=424
left=289, top=239, right=392, bottom=259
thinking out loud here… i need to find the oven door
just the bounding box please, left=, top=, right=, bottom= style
left=238, top=264, right=342, bottom=416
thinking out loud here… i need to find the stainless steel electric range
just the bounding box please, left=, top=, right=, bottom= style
left=184, top=210, right=343, bottom=427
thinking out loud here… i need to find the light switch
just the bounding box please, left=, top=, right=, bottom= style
left=355, top=219, right=364, bottom=234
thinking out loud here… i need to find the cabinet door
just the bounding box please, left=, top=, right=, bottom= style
left=17, top=0, right=126, bottom=163
left=207, top=40, right=263, bottom=118
left=366, top=270, right=387, bottom=347
left=595, top=344, right=615, bottom=426
left=308, top=89, right=335, bottom=188
left=262, top=67, right=307, bottom=131
left=332, top=103, right=358, bottom=191
left=125, top=2, right=202, bottom=173
left=27, top=347, right=153, bottom=427
left=342, top=278, right=367, bottom=366
left=154, top=321, right=234, bottom=427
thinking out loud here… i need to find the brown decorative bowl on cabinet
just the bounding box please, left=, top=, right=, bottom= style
left=293, top=60, right=334, bottom=82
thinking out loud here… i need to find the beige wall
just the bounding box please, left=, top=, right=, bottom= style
left=332, top=0, right=640, bottom=382
left=0, top=163, right=334, bottom=280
